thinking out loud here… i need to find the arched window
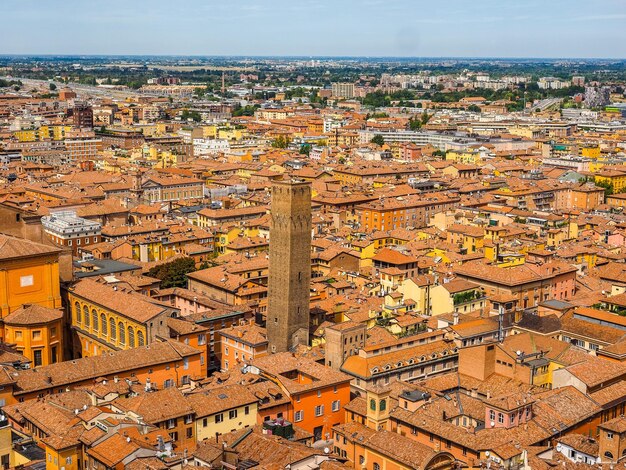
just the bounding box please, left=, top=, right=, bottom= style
left=380, top=399, right=387, bottom=411
left=127, top=326, right=135, bottom=348
left=604, top=452, right=614, bottom=460
left=74, top=302, right=81, bottom=323
left=370, top=399, right=376, bottom=411
left=92, top=310, right=98, bottom=332
left=109, top=318, right=116, bottom=340
left=83, top=306, right=90, bottom=327
left=118, top=322, right=125, bottom=345
left=137, top=330, right=145, bottom=347
left=101, top=314, right=107, bottom=335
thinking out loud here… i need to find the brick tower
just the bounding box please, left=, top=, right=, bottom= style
left=267, top=180, right=311, bottom=353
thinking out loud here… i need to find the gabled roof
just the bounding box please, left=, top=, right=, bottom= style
left=4, top=304, right=63, bottom=326
left=0, top=233, right=61, bottom=261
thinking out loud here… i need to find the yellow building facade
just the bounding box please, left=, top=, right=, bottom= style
left=0, top=235, right=63, bottom=358
left=67, top=278, right=172, bottom=358
left=4, top=305, right=63, bottom=367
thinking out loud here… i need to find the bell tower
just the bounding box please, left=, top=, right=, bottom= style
left=267, top=180, right=312, bottom=353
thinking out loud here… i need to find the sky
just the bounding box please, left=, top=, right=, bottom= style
left=2, top=0, right=626, bottom=58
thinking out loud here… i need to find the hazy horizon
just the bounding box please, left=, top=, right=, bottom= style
left=1, top=54, right=625, bottom=61
left=2, top=0, right=626, bottom=59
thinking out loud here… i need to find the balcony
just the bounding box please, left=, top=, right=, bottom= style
left=453, top=290, right=486, bottom=306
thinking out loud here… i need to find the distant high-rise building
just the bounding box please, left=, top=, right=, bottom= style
left=332, top=82, right=355, bottom=99
left=585, top=86, right=611, bottom=108
left=572, top=76, right=585, bottom=87
left=267, top=180, right=312, bottom=353
left=72, top=102, right=94, bottom=128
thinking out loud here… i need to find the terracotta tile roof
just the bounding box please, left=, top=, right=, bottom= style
left=454, top=260, right=576, bottom=287
left=218, top=323, right=267, bottom=346
left=3, top=304, right=63, bottom=325
left=442, top=279, right=481, bottom=294
left=250, top=353, right=352, bottom=395
left=70, top=277, right=173, bottom=323
left=3, top=399, right=77, bottom=438
left=372, top=247, right=418, bottom=265
left=589, top=380, right=626, bottom=407
left=167, top=317, right=209, bottom=336
left=560, top=309, right=626, bottom=345
left=0, top=233, right=61, bottom=260
left=341, top=340, right=456, bottom=379
left=113, top=387, right=193, bottom=423
left=336, top=421, right=447, bottom=469
left=187, top=384, right=257, bottom=418
left=6, top=340, right=200, bottom=395
left=125, top=457, right=169, bottom=470
left=563, top=357, right=626, bottom=388
left=598, top=415, right=626, bottom=433
left=531, top=386, right=602, bottom=432
left=557, top=434, right=599, bottom=457
left=246, top=381, right=291, bottom=410
left=215, top=426, right=326, bottom=468
left=87, top=432, right=147, bottom=467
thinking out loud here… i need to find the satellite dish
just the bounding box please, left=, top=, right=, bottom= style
left=485, top=451, right=490, bottom=457
left=324, top=447, right=330, bottom=454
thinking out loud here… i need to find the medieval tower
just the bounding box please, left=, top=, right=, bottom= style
left=267, top=180, right=312, bottom=353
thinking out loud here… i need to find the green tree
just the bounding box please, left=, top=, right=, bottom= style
left=596, top=180, right=614, bottom=196
left=299, top=143, right=312, bottom=155
left=468, top=104, right=481, bottom=113
left=338, top=156, right=346, bottom=164
left=181, top=109, right=202, bottom=122
left=232, top=104, right=259, bottom=117
left=49, top=83, right=57, bottom=91
left=363, top=91, right=391, bottom=108
left=370, top=134, right=385, bottom=146
left=147, top=257, right=197, bottom=288
left=408, top=116, right=422, bottom=131
left=271, top=135, right=290, bottom=148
